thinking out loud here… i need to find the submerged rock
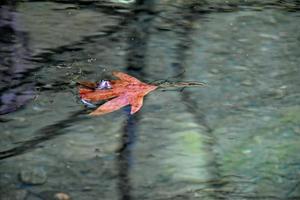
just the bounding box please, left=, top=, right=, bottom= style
left=19, top=167, right=47, bottom=185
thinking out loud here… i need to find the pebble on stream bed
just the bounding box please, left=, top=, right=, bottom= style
left=54, top=192, right=70, bottom=200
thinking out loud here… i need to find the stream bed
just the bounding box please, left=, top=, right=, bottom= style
left=0, top=1, right=300, bottom=200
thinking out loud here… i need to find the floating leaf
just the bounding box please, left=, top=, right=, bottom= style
left=78, top=71, right=205, bottom=116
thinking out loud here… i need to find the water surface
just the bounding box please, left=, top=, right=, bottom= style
left=1, top=1, right=300, bottom=200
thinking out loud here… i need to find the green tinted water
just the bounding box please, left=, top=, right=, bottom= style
left=1, top=1, right=300, bottom=200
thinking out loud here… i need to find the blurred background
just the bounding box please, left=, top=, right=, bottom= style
left=0, top=0, right=300, bottom=199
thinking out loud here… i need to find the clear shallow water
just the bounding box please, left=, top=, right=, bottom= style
left=1, top=1, right=300, bottom=200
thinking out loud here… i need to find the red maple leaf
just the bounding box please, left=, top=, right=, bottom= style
left=78, top=71, right=157, bottom=116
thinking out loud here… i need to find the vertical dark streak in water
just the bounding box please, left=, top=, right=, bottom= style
left=126, top=0, right=154, bottom=75
left=116, top=114, right=139, bottom=200
left=171, top=2, right=222, bottom=200
left=116, top=1, right=154, bottom=200
left=0, top=2, right=36, bottom=114
left=0, top=109, right=88, bottom=160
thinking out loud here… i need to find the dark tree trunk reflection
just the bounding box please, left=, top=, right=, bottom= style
left=116, top=1, right=155, bottom=200
left=0, top=2, right=35, bottom=114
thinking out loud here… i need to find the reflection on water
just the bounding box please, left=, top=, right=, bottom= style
left=1, top=1, right=300, bottom=200
left=0, top=3, right=35, bottom=114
